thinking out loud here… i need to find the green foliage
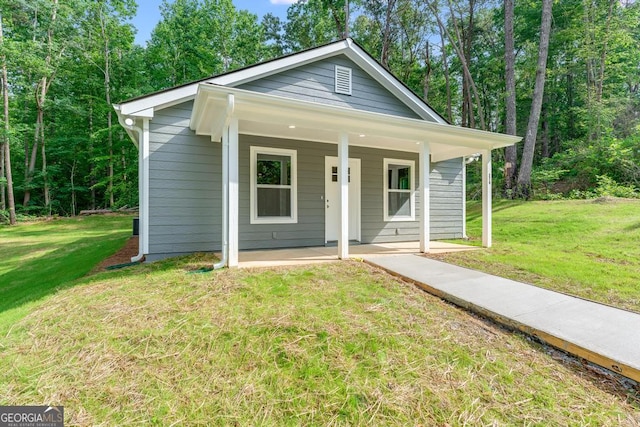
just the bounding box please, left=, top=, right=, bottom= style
left=1, top=0, right=639, bottom=216
left=593, top=175, right=639, bottom=199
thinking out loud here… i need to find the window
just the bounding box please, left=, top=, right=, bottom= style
left=383, top=158, right=415, bottom=221
left=250, top=146, right=297, bottom=224
left=335, top=65, right=352, bottom=95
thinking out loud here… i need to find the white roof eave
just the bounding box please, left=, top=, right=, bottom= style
left=192, top=84, right=521, bottom=156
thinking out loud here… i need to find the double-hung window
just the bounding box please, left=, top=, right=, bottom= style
left=383, top=158, right=415, bottom=221
left=250, top=146, right=297, bottom=224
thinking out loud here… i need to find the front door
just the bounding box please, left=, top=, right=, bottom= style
left=325, top=157, right=361, bottom=242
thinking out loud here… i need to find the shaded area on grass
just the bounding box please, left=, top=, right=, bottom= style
left=0, top=216, right=132, bottom=315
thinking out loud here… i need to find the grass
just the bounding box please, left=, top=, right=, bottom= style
left=439, top=199, right=640, bottom=313
left=0, top=252, right=639, bottom=425
left=0, top=215, right=132, bottom=333
left=0, top=210, right=639, bottom=425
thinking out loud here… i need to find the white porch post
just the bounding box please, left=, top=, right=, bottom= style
left=141, top=118, right=150, bottom=255
left=228, top=117, right=240, bottom=267
left=338, top=133, right=349, bottom=259
left=482, top=149, right=492, bottom=248
left=419, top=142, right=430, bottom=253
left=462, top=158, right=468, bottom=238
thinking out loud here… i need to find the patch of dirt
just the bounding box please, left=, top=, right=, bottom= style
left=91, top=236, right=140, bottom=274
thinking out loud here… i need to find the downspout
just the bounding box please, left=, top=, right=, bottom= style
left=213, top=94, right=235, bottom=270
left=117, top=113, right=146, bottom=262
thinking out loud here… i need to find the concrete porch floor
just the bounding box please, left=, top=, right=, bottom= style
left=237, top=241, right=478, bottom=268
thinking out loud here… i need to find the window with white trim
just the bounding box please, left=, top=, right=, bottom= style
left=383, top=158, right=415, bottom=221
left=250, top=146, right=297, bottom=224
left=335, top=65, right=352, bottom=95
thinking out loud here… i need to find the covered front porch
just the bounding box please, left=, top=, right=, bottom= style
left=236, top=240, right=479, bottom=269
left=187, top=84, right=519, bottom=268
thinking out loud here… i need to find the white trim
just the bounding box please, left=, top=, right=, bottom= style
left=250, top=146, right=298, bottom=224
left=228, top=118, right=239, bottom=267
left=338, top=134, right=349, bottom=260
left=419, top=143, right=430, bottom=253
left=335, top=65, right=352, bottom=95
left=482, top=150, right=492, bottom=248
left=141, top=118, right=150, bottom=255
left=462, top=158, right=468, bottom=239
left=383, top=158, right=416, bottom=222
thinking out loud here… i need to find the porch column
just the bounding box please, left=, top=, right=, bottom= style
left=228, top=117, right=240, bottom=267
left=419, top=142, right=430, bottom=253
left=338, top=133, right=349, bottom=259
left=141, top=118, right=150, bottom=255
left=482, top=149, right=492, bottom=248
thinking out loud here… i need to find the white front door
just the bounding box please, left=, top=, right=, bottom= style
left=325, top=157, right=361, bottom=242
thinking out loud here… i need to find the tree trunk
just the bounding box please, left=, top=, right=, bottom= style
left=0, top=14, right=15, bottom=224
left=70, top=159, right=76, bottom=216
left=23, top=0, right=58, bottom=208
left=516, top=0, right=553, bottom=198
left=504, top=0, right=517, bottom=194
left=423, top=41, right=431, bottom=100
left=88, top=99, right=96, bottom=210
left=23, top=93, right=42, bottom=207
left=437, top=19, right=453, bottom=122
left=541, top=102, right=549, bottom=158
left=380, top=0, right=396, bottom=69
left=1, top=103, right=5, bottom=211
left=430, top=0, right=485, bottom=129
left=101, top=8, right=115, bottom=208
left=38, top=77, right=50, bottom=211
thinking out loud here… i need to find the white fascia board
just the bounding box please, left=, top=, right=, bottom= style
left=343, top=41, right=446, bottom=124
left=119, top=84, right=198, bottom=116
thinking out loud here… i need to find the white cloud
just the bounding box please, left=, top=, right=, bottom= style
left=269, top=0, right=299, bottom=5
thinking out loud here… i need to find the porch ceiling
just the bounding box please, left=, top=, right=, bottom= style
left=190, top=84, right=521, bottom=162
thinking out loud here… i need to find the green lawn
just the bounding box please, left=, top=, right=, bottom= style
left=1, top=255, right=638, bottom=425
left=439, top=199, right=640, bottom=313
left=0, top=215, right=132, bottom=333
left=0, top=209, right=639, bottom=425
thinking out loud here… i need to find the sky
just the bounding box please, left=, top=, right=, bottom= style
left=130, top=0, right=299, bottom=46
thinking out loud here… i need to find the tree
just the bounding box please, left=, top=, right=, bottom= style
left=516, top=0, right=553, bottom=197
left=0, top=12, right=15, bottom=224
left=426, top=0, right=485, bottom=129
left=503, top=0, right=517, bottom=193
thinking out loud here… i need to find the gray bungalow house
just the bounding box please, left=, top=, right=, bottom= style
left=114, top=38, right=520, bottom=266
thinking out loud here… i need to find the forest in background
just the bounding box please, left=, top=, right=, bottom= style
left=1, top=0, right=639, bottom=224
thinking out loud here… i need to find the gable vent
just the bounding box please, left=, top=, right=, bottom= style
left=335, top=65, right=352, bottom=95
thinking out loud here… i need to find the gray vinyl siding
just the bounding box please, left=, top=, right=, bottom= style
left=351, top=148, right=464, bottom=243
left=237, top=137, right=463, bottom=250
left=145, top=105, right=462, bottom=259
left=429, top=158, right=465, bottom=239
left=238, top=135, right=330, bottom=249
left=147, top=101, right=221, bottom=260
left=236, top=55, right=422, bottom=120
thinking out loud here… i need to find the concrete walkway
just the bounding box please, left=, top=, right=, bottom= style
left=363, top=254, right=640, bottom=383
